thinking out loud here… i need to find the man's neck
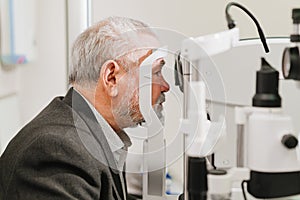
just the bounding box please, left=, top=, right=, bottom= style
left=73, top=85, right=122, bottom=134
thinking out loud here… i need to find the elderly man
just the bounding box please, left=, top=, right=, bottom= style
left=0, top=16, right=169, bottom=200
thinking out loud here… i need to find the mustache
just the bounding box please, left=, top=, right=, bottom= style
left=156, top=93, right=166, bottom=104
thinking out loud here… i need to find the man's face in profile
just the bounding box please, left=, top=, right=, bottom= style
left=112, top=49, right=170, bottom=129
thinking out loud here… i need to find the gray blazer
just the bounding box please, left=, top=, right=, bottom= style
left=0, top=88, right=128, bottom=200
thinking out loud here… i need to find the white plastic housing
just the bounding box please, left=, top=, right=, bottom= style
left=208, top=167, right=249, bottom=195
left=181, top=28, right=239, bottom=61
left=247, top=109, right=300, bottom=172
left=139, top=48, right=167, bottom=200
left=186, top=81, right=207, bottom=157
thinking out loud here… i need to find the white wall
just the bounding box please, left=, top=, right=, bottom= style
left=17, top=0, right=67, bottom=126
left=0, top=0, right=67, bottom=153
left=0, top=95, right=20, bottom=155
left=92, top=0, right=298, bottom=38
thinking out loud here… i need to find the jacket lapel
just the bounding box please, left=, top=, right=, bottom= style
left=63, top=88, right=125, bottom=200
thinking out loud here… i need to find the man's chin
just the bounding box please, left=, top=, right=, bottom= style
left=127, top=123, right=139, bottom=128
left=124, top=112, right=164, bottom=128
left=124, top=117, right=145, bottom=128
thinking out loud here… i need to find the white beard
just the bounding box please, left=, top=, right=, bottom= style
left=112, top=86, right=166, bottom=128
left=112, top=94, right=141, bottom=129
left=152, top=93, right=165, bottom=125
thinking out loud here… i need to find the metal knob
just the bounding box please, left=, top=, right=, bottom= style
left=281, top=134, right=298, bottom=149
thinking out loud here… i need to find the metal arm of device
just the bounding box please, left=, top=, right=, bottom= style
left=178, top=27, right=239, bottom=200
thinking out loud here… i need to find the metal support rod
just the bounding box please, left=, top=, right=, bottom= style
left=236, top=124, right=245, bottom=167
left=183, top=58, right=191, bottom=200
left=191, top=60, right=200, bottom=82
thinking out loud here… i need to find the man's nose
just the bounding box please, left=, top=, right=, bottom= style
left=161, top=78, right=170, bottom=92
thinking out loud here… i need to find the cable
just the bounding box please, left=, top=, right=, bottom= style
left=241, top=180, right=248, bottom=200
left=225, top=2, right=269, bottom=53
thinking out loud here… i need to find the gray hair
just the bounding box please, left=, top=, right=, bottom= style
left=69, top=16, right=157, bottom=88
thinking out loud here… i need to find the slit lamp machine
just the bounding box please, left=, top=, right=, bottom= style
left=137, top=2, right=300, bottom=200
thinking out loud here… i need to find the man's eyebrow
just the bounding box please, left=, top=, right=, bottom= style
left=138, top=50, right=153, bottom=65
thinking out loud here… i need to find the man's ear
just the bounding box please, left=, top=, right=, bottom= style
left=100, top=60, right=121, bottom=97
